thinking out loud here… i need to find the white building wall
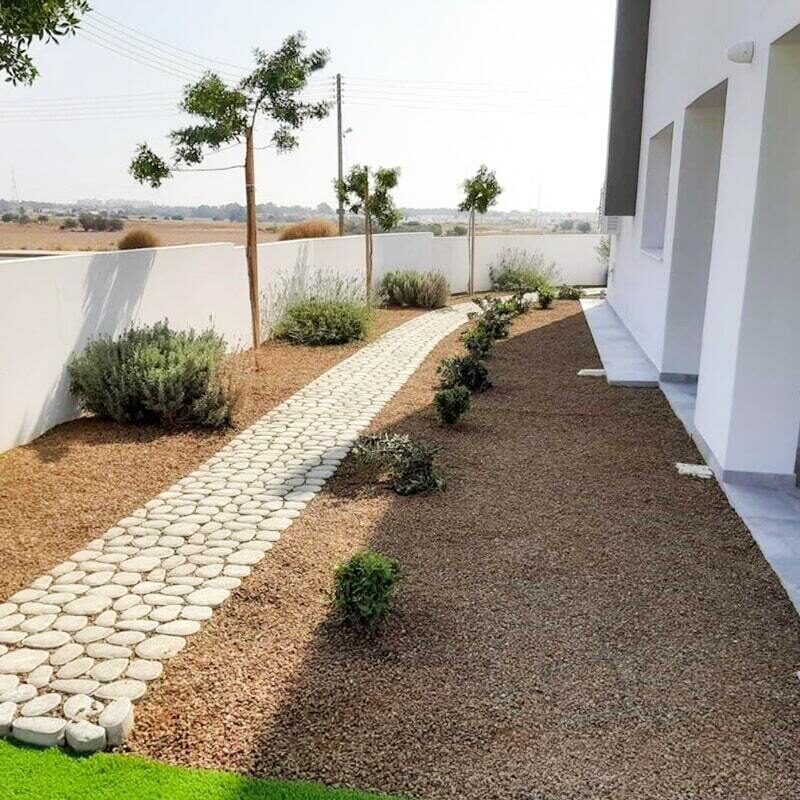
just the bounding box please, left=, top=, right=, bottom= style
left=606, top=0, right=800, bottom=480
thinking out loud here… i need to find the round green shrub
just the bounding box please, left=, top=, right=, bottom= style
left=437, top=355, right=492, bottom=392
left=272, top=298, right=373, bottom=345
left=435, top=386, right=471, bottom=425
left=557, top=284, right=583, bottom=300
left=537, top=285, right=556, bottom=309
left=333, top=549, right=400, bottom=629
left=380, top=270, right=450, bottom=309
left=461, top=325, right=494, bottom=359
left=68, top=321, right=234, bottom=428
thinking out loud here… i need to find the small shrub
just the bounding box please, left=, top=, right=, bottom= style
left=461, top=325, right=494, bottom=359
left=333, top=549, right=399, bottom=629
left=278, top=218, right=337, bottom=241
left=272, top=299, right=372, bottom=345
left=68, top=321, right=235, bottom=428
left=1, top=213, right=14, bottom=223
left=353, top=432, right=445, bottom=495
left=60, top=217, right=79, bottom=230
left=489, top=247, right=560, bottom=293
left=435, top=386, right=471, bottom=425
left=470, top=298, right=515, bottom=340
left=118, top=229, right=160, bottom=250
left=537, top=285, right=555, bottom=309
left=380, top=270, right=449, bottom=309
left=437, top=355, right=492, bottom=392
left=557, top=284, right=583, bottom=300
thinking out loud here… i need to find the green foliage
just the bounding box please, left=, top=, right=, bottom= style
left=451, top=224, right=468, bottom=236
left=60, top=217, right=78, bottom=229
left=353, top=432, right=445, bottom=495
left=489, top=248, right=560, bottom=293
left=130, top=32, right=330, bottom=188
left=0, top=0, right=89, bottom=85
left=1, top=212, right=14, bottom=222
left=68, top=322, right=235, bottom=428
left=577, top=221, right=592, bottom=233
left=0, top=738, right=400, bottom=800
left=77, top=212, right=123, bottom=232
left=130, top=144, right=172, bottom=188
left=459, top=165, right=502, bottom=215
left=537, top=285, right=555, bottom=309
left=596, top=235, right=610, bottom=269
left=272, top=299, right=372, bottom=345
left=435, top=386, right=471, bottom=425
left=333, top=550, right=399, bottom=629
left=437, top=355, right=492, bottom=393
left=470, top=297, right=516, bottom=340
left=461, top=324, right=494, bottom=359
left=380, top=270, right=449, bottom=309
left=335, top=165, right=402, bottom=232
left=557, top=284, right=583, bottom=300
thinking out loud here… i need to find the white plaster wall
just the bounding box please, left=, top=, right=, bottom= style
left=258, top=232, right=604, bottom=310
left=1, top=233, right=604, bottom=454
left=0, top=243, right=250, bottom=453
left=606, top=0, right=800, bottom=474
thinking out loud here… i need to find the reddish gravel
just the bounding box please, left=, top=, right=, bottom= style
left=125, top=302, right=800, bottom=800
left=0, top=307, right=422, bottom=601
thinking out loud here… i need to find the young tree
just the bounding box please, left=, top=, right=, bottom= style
left=336, top=165, right=401, bottom=296
left=129, top=32, right=330, bottom=349
left=1, top=0, right=89, bottom=84
left=459, top=165, right=502, bottom=295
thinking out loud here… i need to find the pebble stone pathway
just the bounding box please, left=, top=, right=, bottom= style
left=0, top=303, right=476, bottom=752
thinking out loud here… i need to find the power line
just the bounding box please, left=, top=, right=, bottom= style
left=91, top=10, right=251, bottom=75
left=80, top=30, right=205, bottom=82
left=83, top=19, right=243, bottom=84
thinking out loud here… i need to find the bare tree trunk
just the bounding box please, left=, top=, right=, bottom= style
left=244, top=127, right=261, bottom=351
left=364, top=175, right=373, bottom=296
left=468, top=207, right=476, bottom=295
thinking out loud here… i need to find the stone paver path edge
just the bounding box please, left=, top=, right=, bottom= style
left=0, top=302, right=476, bottom=751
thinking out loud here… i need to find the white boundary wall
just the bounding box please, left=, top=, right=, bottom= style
left=0, top=243, right=250, bottom=453
left=1, top=233, right=603, bottom=453
left=258, top=232, right=605, bottom=317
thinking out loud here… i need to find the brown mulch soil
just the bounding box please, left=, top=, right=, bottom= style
left=0, top=308, right=422, bottom=601
left=124, top=301, right=800, bottom=800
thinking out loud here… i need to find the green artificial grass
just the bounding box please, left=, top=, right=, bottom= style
left=0, top=740, right=402, bottom=800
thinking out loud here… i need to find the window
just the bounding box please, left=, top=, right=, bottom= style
left=641, top=123, right=674, bottom=255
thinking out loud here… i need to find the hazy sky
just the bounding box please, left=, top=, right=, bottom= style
left=0, top=0, right=616, bottom=211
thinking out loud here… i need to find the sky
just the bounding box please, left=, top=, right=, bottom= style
left=0, top=0, right=616, bottom=212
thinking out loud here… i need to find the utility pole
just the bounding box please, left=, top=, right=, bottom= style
left=336, top=73, right=345, bottom=235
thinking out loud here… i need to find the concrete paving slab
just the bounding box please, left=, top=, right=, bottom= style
left=579, top=299, right=659, bottom=387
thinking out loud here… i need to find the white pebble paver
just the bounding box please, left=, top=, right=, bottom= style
left=0, top=304, right=475, bottom=751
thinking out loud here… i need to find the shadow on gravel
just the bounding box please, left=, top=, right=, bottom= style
left=241, top=310, right=800, bottom=800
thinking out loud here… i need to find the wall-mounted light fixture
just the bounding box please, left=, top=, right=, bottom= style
left=727, top=41, right=754, bottom=64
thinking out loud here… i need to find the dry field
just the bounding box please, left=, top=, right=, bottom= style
left=0, top=218, right=281, bottom=252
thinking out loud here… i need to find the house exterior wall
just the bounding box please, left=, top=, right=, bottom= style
left=606, top=0, right=800, bottom=482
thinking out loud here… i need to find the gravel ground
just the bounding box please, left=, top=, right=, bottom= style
left=124, top=301, right=800, bottom=800
left=0, top=308, right=421, bottom=601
